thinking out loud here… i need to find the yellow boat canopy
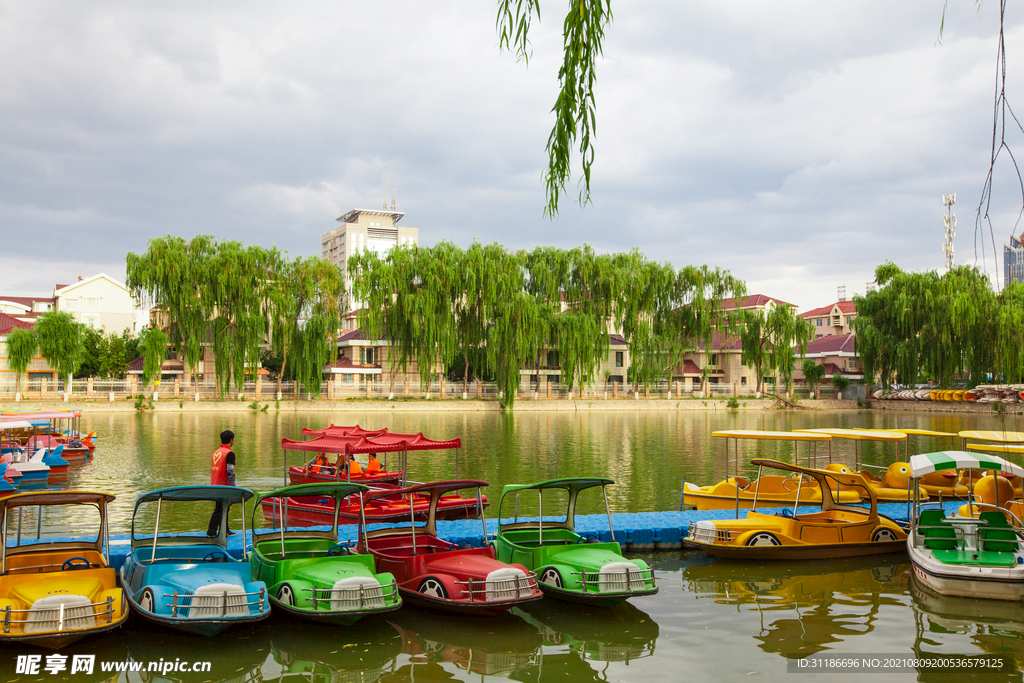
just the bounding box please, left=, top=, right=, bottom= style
left=965, top=443, right=1024, bottom=454
left=796, top=428, right=906, bottom=442
left=958, top=430, right=1024, bottom=444
left=711, top=430, right=832, bottom=441
left=885, top=428, right=959, bottom=438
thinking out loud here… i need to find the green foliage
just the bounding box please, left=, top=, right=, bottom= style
left=35, top=311, right=85, bottom=382
left=76, top=327, right=135, bottom=379
left=740, top=304, right=813, bottom=395
left=853, top=263, right=998, bottom=387
left=801, top=359, right=827, bottom=397
left=726, top=397, right=739, bottom=409
left=832, top=375, right=850, bottom=395
left=248, top=400, right=261, bottom=411
left=134, top=394, right=153, bottom=411
left=138, top=326, right=168, bottom=387
left=496, top=0, right=613, bottom=216
left=128, top=236, right=342, bottom=398
left=6, top=327, right=37, bottom=394
left=351, top=241, right=746, bottom=409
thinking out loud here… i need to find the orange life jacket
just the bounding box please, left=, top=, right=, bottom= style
left=310, top=454, right=332, bottom=474
left=348, top=458, right=363, bottom=476
left=211, top=445, right=231, bottom=486
left=366, top=455, right=381, bottom=474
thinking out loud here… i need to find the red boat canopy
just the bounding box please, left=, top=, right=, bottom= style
left=281, top=430, right=461, bottom=454
left=300, top=424, right=388, bottom=438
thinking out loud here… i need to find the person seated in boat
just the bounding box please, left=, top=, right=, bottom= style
left=309, top=453, right=334, bottom=475
left=339, top=454, right=363, bottom=476
left=366, top=453, right=381, bottom=474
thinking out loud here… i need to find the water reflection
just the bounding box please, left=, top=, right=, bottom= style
left=270, top=620, right=401, bottom=683
left=124, top=625, right=270, bottom=683
left=684, top=557, right=909, bottom=659
left=513, top=601, right=658, bottom=664
left=910, top=577, right=1024, bottom=682
left=386, top=611, right=541, bottom=679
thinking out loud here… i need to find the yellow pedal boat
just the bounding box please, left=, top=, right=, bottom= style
left=682, top=474, right=862, bottom=510
left=0, top=491, right=127, bottom=649
left=686, top=459, right=908, bottom=560
left=825, top=463, right=929, bottom=503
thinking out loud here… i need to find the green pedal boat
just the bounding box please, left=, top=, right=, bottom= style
left=491, top=478, right=657, bottom=607
left=250, top=483, right=401, bottom=624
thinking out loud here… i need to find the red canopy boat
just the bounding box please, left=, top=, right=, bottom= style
left=260, top=481, right=487, bottom=526
left=282, top=426, right=463, bottom=488
left=358, top=481, right=542, bottom=616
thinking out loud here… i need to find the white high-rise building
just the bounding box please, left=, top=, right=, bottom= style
left=321, top=209, right=419, bottom=301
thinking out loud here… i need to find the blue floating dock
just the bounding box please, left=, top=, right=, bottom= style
left=87, top=501, right=959, bottom=569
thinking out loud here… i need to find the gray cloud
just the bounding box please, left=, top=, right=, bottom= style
left=0, top=1, right=1020, bottom=310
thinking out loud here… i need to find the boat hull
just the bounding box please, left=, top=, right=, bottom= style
left=397, top=586, right=542, bottom=616
left=537, top=582, right=657, bottom=608
left=686, top=537, right=906, bottom=560
left=269, top=595, right=401, bottom=625
left=908, top=533, right=1024, bottom=602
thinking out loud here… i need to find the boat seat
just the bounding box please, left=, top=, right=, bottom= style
left=918, top=509, right=958, bottom=550
left=932, top=549, right=1018, bottom=567
left=979, top=511, right=1021, bottom=553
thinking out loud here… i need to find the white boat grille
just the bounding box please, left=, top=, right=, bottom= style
left=186, top=583, right=247, bottom=618
left=484, top=568, right=531, bottom=601
left=598, top=562, right=645, bottom=593
left=24, top=595, right=96, bottom=633
left=329, top=577, right=384, bottom=611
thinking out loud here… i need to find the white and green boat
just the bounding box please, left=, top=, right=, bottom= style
left=908, top=451, right=1024, bottom=601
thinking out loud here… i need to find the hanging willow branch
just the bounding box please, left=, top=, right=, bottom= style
left=497, top=0, right=613, bottom=217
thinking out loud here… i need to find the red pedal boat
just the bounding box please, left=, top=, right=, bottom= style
left=260, top=483, right=488, bottom=526
left=359, top=481, right=542, bottom=616
left=280, top=426, right=463, bottom=488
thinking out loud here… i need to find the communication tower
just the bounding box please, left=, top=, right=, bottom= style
left=943, top=193, right=956, bottom=271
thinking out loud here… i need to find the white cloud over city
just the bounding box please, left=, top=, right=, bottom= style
left=1, top=1, right=1021, bottom=309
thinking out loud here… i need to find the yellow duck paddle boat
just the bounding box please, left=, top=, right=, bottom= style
left=684, top=430, right=860, bottom=511
left=686, top=459, right=907, bottom=559
left=955, top=473, right=1019, bottom=520
left=0, top=491, right=127, bottom=649
left=825, top=462, right=929, bottom=503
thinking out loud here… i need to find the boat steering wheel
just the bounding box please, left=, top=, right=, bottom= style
left=577, top=532, right=601, bottom=544
left=203, top=550, right=229, bottom=562
left=327, top=543, right=351, bottom=556
left=777, top=509, right=795, bottom=518
left=61, top=557, right=91, bottom=571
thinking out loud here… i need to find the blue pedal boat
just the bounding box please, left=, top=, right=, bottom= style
left=120, top=486, right=271, bottom=636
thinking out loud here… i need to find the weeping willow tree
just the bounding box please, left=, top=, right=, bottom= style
left=853, top=262, right=998, bottom=388
left=740, top=303, right=813, bottom=396
left=127, top=235, right=217, bottom=389
left=35, top=312, right=85, bottom=393
left=350, top=243, right=461, bottom=393
left=6, top=327, right=37, bottom=396
left=497, top=0, right=613, bottom=217
left=617, top=258, right=746, bottom=390
left=268, top=257, right=346, bottom=398
left=138, top=326, right=168, bottom=389
left=997, top=283, right=1024, bottom=383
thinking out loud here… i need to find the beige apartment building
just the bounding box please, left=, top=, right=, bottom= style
left=322, top=208, right=418, bottom=288
left=800, top=299, right=858, bottom=338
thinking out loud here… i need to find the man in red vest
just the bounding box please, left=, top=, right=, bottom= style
left=207, top=430, right=236, bottom=538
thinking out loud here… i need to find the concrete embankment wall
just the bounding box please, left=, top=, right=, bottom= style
left=5, top=396, right=1014, bottom=414
left=0, top=397, right=865, bottom=413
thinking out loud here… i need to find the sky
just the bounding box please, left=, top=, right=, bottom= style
left=1, top=1, right=1022, bottom=310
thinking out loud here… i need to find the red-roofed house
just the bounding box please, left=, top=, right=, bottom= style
left=0, top=314, right=59, bottom=393
left=329, top=325, right=441, bottom=393
left=800, top=300, right=858, bottom=338
left=518, top=334, right=630, bottom=393
left=721, top=294, right=796, bottom=312
left=793, top=333, right=862, bottom=384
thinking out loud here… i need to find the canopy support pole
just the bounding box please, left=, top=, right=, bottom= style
left=151, top=495, right=162, bottom=563
left=603, top=486, right=614, bottom=542
left=282, top=448, right=287, bottom=487
left=793, top=474, right=803, bottom=518
left=280, top=497, right=286, bottom=560
left=514, top=493, right=519, bottom=524
left=752, top=465, right=763, bottom=510
left=455, top=448, right=459, bottom=480
left=409, top=493, right=417, bottom=555
left=359, top=492, right=367, bottom=550
left=477, top=488, right=487, bottom=541
left=240, top=492, right=247, bottom=560
left=538, top=490, right=543, bottom=545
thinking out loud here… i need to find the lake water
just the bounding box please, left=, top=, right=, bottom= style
left=8, top=408, right=1024, bottom=681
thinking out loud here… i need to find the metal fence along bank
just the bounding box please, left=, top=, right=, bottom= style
left=0, top=376, right=844, bottom=402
